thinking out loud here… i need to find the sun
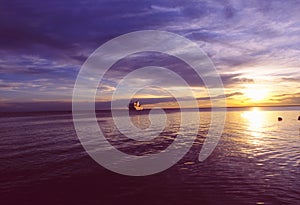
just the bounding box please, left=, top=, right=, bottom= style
left=244, top=85, right=269, bottom=102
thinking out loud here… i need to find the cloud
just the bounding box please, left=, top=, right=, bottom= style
left=150, top=5, right=181, bottom=13
left=281, top=77, right=300, bottom=83
left=271, top=92, right=300, bottom=105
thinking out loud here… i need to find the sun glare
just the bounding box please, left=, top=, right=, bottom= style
left=244, top=85, right=269, bottom=102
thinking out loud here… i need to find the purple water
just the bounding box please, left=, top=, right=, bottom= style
left=0, top=107, right=299, bottom=205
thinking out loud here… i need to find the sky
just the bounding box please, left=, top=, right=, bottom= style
left=1, top=0, right=300, bottom=111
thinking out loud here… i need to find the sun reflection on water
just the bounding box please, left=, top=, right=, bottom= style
left=241, top=107, right=266, bottom=144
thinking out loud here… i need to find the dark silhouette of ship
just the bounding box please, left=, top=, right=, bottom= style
left=128, top=100, right=143, bottom=111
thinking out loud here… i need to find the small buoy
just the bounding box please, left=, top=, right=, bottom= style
left=278, top=117, right=283, bottom=121
left=298, top=116, right=300, bottom=121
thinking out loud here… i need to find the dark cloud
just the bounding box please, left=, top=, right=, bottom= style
left=0, top=101, right=72, bottom=112
left=219, top=74, right=254, bottom=88
left=281, top=77, right=300, bottom=83
left=100, top=52, right=254, bottom=90
left=277, top=93, right=300, bottom=105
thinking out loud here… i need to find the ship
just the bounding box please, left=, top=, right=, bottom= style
left=128, top=100, right=143, bottom=111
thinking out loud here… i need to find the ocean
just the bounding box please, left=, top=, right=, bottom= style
left=0, top=107, right=299, bottom=205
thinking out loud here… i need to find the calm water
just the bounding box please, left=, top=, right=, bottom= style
left=0, top=107, right=299, bottom=205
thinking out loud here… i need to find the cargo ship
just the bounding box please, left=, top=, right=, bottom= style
left=128, top=100, right=143, bottom=111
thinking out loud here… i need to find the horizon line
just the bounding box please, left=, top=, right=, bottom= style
left=1, top=104, right=300, bottom=113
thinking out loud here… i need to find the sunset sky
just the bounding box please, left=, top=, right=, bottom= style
left=1, top=0, right=300, bottom=111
